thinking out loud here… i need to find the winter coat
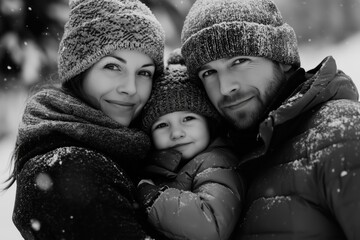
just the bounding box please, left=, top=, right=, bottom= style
left=138, top=138, right=245, bottom=240
left=232, top=56, right=360, bottom=240
left=12, top=88, right=153, bottom=240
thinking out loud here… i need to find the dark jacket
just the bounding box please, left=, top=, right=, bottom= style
left=138, top=138, right=244, bottom=240
left=12, top=88, right=153, bottom=240
left=232, top=56, right=360, bottom=240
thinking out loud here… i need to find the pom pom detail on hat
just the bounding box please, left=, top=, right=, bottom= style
left=181, top=0, right=300, bottom=78
left=58, top=0, right=165, bottom=83
left=141, top=49, right=220, bottom=133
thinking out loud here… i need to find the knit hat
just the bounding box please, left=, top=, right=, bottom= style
left=58, top=0, right=165, bottom=83
left=181, top=0, right=300, bottom=78
left=141, top=49, right=220, bottom=132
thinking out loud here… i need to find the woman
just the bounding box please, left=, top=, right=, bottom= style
left=5, top=0, right=165, bottom=239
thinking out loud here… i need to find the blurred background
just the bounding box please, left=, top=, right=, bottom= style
left=1, top=0, right=360, bottom=239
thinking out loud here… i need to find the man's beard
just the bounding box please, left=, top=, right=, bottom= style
left=220, top=63, right=287, bottom=131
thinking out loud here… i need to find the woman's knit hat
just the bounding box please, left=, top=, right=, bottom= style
left=58, top=0, right=165, bottom=83
left=141, top=49, right=220, bottom=132
left=181, top=0, right=300, bottom=78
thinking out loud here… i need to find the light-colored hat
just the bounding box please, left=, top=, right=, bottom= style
left=58, top=0, right=165, bottom=83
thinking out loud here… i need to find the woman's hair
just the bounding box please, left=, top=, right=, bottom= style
left=61, top=72, right=95, bottom=108
left=1, top=72, right=86, bottom=191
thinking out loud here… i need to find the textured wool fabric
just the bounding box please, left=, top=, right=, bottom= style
left=13, top=87, right=151, bottom=175
left=181, top=0, right=300, bottom=78
left=58, top=0, right=165, bottom=83
left=141, top=49, right=220, bottom=132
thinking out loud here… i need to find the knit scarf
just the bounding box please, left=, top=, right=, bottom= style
left=13, top=87, right=151, bottom=177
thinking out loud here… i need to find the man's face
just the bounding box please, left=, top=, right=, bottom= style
left=198, top=56, right=286, bottom=130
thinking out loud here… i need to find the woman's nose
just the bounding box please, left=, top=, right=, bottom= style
left=116, top=75, right=137, bottom=95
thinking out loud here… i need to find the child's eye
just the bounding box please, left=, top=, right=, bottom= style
left=153, top=122, right=168, bottom=130
left=183, top=116, right=196, bottom=122
left=200, top=69, right=216, bottom=79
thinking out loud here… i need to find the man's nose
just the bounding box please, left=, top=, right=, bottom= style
left=218, top=72, right=240, bottom=96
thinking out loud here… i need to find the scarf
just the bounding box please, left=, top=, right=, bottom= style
left=13, top=87, right=151, bottom=177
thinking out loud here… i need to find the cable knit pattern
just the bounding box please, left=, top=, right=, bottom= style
left=58, top=0, right=165, bottom=82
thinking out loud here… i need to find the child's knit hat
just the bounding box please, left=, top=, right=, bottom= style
left=181, top=0, right=300, bottom=78
left=141, top=49, right=220, bottom=132
left=58, top=0, right=165, bottom=83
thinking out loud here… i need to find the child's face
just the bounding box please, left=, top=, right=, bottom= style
left=151, top=111, right=211, bottom=160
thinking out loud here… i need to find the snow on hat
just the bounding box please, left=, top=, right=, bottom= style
left=58, top=0, right=165, bottom=83
left=141, top=49, right=220, bottom=133
left=181, top=0, right=300, bottom=78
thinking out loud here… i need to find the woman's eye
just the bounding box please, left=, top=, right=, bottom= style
left=183, top=116, right=195, bottom=122
left=104, top=63, right=121, bottom=71
left=153, top=122, right=168, bottom=130
left=139, top=70, right=153, bottom=78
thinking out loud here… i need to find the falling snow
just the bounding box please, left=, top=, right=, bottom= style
left=35, top=173, right=53, bottom=191
left=30, top=219, right=41, bottom=231
left=1, top=1, right=360, bottom=239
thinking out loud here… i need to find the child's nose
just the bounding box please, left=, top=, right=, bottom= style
left=170, top=127, right=185, bottom=140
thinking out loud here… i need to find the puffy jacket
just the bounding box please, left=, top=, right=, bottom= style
left=10, top=88, right=154, bottom=240
left=232, top=56, right=360, bottom=240
left=139, top=139, right=245, bottom=240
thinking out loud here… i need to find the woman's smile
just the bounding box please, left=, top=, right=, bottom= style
left=105, top=99, right=135, bottom=109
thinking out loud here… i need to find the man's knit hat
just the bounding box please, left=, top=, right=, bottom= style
left=141, top=49, right=220, bottom=132
left=58, top=0, right=165, bottom=83
left=181, top=0, right=300, bottom=77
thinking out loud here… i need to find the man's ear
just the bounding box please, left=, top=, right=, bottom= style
left=280, top=63, right=292, bottom=72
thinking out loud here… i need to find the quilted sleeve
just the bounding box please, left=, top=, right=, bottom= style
left=318, top=101, right=360, bottom=240
left=321, top=139, right=360, bottom=240
left=147, top=148, right=244, bottom=240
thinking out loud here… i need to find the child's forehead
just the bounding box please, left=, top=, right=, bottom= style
left=155, top=111, right=202, bottom=121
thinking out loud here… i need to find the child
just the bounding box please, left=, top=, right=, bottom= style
left=137, top=50, right=245, bottom=240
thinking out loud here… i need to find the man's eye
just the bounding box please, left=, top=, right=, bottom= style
left=233, top=58, right=248, bottom=65
left=183, top=116, right=195, bottom=122
left=153, top=122, right=167, bottom=130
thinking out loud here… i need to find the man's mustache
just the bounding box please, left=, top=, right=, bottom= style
left=218, top=91, right=245, bottom=108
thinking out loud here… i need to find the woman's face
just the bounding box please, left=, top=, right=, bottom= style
left=82, top=50, right=155, bottom=127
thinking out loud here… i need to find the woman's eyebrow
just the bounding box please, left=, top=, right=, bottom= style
left=142, top=63, right=155, bottom=68
left=108, top=55, right=126, bottom=63
left=108, top=55, right=155, bottom=68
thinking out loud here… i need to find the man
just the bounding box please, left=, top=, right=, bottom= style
left=181, top=0, right=360, bottom=239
